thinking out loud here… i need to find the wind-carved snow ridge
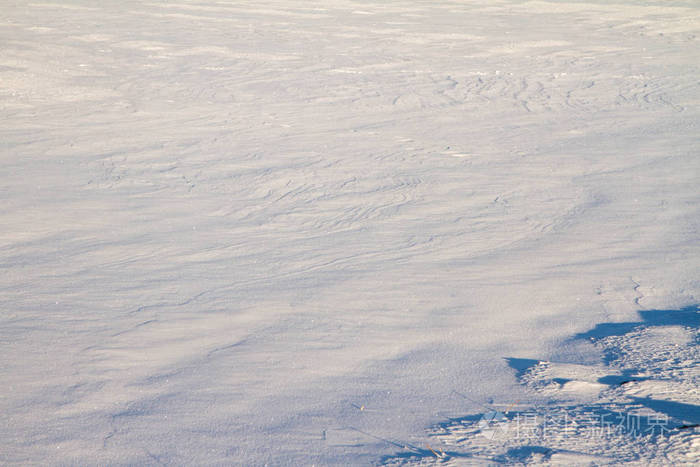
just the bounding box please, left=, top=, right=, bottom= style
left=1, top=0, right=699, bottom=464
left=382, top=306, right=700, bottom=466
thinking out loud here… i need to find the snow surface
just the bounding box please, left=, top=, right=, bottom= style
left=1, top=0, right=699, bottom=465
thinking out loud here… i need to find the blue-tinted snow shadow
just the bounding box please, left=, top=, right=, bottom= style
left=504, top=305, right=700, bottom=427
left=525, top=305, right=699, bottom=426
left=573, top=305, right=699, bottom=342
left=503, top=306, right=698, bottom=377
left=632, top=398, right=700, bottom=426
left=504, top=357, right=540, bottom=378
left=505, top=307, right=699, bottom=378
left=382, top=307, right=699, bottom=464
left=573, top=306, right=699, bottom=396
left=497, top=445, right=551, bottom=462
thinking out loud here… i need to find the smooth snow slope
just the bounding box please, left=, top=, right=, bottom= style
left=1, top=0, right=699, bottom=465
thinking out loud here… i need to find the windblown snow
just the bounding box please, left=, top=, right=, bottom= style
left=1, top=1, right=699, bottom=465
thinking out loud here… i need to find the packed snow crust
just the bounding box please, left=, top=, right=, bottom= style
left=1, top=0, right=699, bottom=465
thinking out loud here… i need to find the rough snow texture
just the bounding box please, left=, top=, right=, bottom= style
left=1, top=0, right=699, bottom=465
left=385, top=307, right=699, bottom=465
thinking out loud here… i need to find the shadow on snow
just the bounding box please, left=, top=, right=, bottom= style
left=381, top=305, right=699, bottom=465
